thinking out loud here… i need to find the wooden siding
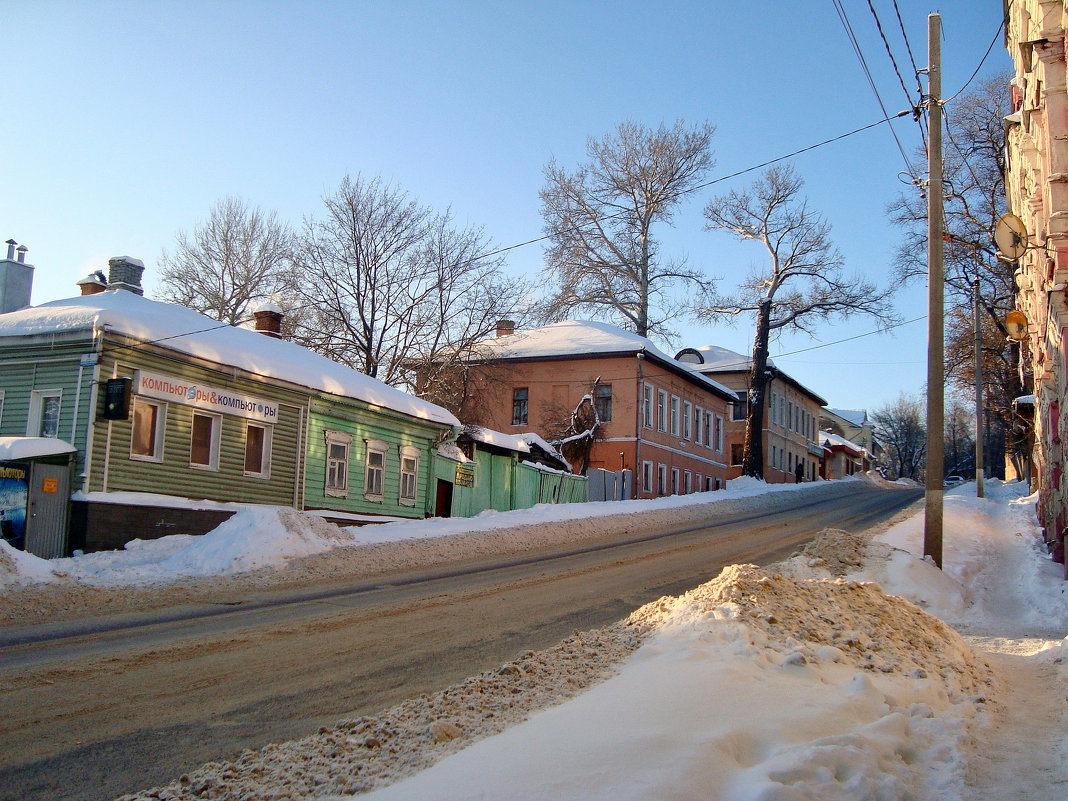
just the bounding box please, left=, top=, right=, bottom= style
left=89, top=349, right=307, bottom=508
left=305, top=399, right=445, bottom=519
left=0, top=335, right=98, bottom=478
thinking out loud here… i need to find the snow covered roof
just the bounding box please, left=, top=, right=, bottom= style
left=826, top=408, right=869, bottom=428
left=475, top=321, right=737, bottom=400
left=0, top=437, right=76, bottom=461
left=821, top=431, right=863, bottom=455
left=0, top=290, right=459, bottom=427
left=683, top=343, right=827, bottom=406
left=462, top=426, right=531, bottom=454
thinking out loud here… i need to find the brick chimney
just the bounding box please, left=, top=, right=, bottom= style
left=107, top=256, right=145, bottom=295
left=253, top=301, right=284, bottom=338
left=496, top=319, right=516, bottom=337
left=76, top=270, right=108, bottom=295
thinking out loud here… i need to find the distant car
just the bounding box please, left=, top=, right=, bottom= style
left=943, top=475, right=966, bottom=487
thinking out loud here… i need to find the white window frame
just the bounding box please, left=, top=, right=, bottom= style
left=670, top=467, right=680, bottom=495
left=398, top=445, right=420, bottom=507
left=642, top=383, right=653, bottom=429
left=244, top=421, right=273, bottom=479
left=130, top=397, right=166, bottom=463
left=682, top=400, right=692, bottom=440
left=27, top=389, right=62, bottom=439
left=694, top=405, right=704, bottom=445
left=657, top=463, right=667, bottom=495
left=189, top=410, right=222, bottom=471
left=364, top=438, right=387, bottom=502
left=684, top=470, right=692, bottom=494
left=715, top=414, right=724, bottom=453
left=670, top=395, right=680, bottom=437
left=642, top=460, right=653, bottom=493
left=325, top=429, right=352, bottom=497
left=657, top=390, right=667, bottom=432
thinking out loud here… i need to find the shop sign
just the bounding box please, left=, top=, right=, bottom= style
left=134, top=370, right=279, bottom=423
left=455, top=464, right=475, bottom=487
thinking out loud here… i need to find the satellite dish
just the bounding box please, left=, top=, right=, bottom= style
left=1005, top=310, right=1029, bottom=341
left=995, top=213, right=1029, bottom=260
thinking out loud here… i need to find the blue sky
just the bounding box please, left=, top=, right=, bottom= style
left=4, top=1, right=1010, bottom=412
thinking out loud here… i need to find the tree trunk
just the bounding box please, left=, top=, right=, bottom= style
left=743, top=300, right=772, bottom=478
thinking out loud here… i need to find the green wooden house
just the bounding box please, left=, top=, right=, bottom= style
left=0, top=257, right=458, bottom=553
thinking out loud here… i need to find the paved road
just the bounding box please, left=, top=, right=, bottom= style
left=0, top=484, right=920, bottom=801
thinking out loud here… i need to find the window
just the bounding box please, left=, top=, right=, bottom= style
left=512, top=388, right=528, bottom=426
left=399, top=445, right=420, bottom=506
left=684, top=471, right=692, bottom=494
left=325, top=430, right=351, bottom=497
left=732, top=400, right=747, bottom=422
left=788, top=401, right=794, bottom=431
left=715, top=415, right=724, bottom=453
left=671, top=467, right=680, bottom=495
left=594, top=384, right=612, bottom=422
left=695, top=472, right=702, bottom=491
left=657, top=463, right=667, bottom=495
left=731, top=443, right=744, bottom=466
left=27, top=389, right=62, bottom=438
left=657, top=390, right=667, bottom=432
left=244, top=422, right=272, bottom=478
left=682, top=401, right=692, bottom=440
left=642, top=383, right=653, bottom=429
left=771, top=393, right=779, bottom=426
left=364, top=438, right=387, bottom=501
left=131, top=398, right=166, bottom=462
left=694, top=406, right=703, bottom=445
left=642, top=461, right=653, bottom=493
left=670, top=396, right=680, bottom=437
left=190, top=411, right=221, bottom=470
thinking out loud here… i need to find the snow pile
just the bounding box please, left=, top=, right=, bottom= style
left=118, top=561, right=997, bottom=801
left=0, top=539, right=60, bottom=586
left=44, top=507, right=359, bottom=586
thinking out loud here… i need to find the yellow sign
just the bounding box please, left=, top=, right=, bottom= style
left=42, top=478, right=58, bottom=494
left=455, top=464, right=475, bottom=487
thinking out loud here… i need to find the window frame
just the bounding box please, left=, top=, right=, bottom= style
left=130, top=397, right=166, bottom=463
left=364, top=438, right=387, bottom=502
left=398, top=444, right=420, bottom=507
left=27, top=388, right=62, bottom=439
left=715, top=414, right=724, bottom=453
left=511, top=387, right=529, bottom=427
left=657, top=389, right=667, bottom=432
left=243, top=421, right=273, bottom=479
left=189, top=410, right=222, bottom=471
left=642, top=383, right=653, bottom=429
left=642, top=460, right=653, bottom=493
left=682, top=400, right=692, bottom=440
left=670, top=467, right=680, bottom=495
left=594, top=383, right=612, bottom=423
left=657, top=463, right=667, bottom=495
left=324, top=429, right=352, bottom=497
left=670, top=395, right=680, bottom=437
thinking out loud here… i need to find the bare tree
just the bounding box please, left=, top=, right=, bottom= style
left=871, top=393, right=927, bottom=480
left=292, top=174, right=527, bottom=391
left=889, top=70, right=1028, bottom=477
left=157, top=196, right=294, bottom=326
left=701, top=164, right=897, bottom=478
left=539, top=120, right=717, bottom=338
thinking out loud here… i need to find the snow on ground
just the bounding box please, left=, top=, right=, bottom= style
left=5, top=476, right=1067, bottom=800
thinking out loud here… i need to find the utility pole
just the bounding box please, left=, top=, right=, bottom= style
left=974, top=277, right=985, bottom=498
left=924, top=12, right=944, bottom=568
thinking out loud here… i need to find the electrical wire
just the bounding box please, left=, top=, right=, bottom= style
left=943, top=17, right=1006, bottom=105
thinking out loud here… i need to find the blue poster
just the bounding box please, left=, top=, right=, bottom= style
left=0, top=461, right=29, bottom=551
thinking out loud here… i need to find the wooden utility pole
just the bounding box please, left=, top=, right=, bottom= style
left=925, top=12, right=945, bottom=568
left=974, top=277, right=986, bottom=498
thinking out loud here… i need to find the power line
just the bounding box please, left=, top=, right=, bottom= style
left=943, top=17, right=1006, bottom=105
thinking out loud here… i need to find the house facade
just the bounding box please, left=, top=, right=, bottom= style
left=461, top=321, right=737, bottom=498
left=677, top=346, right=827, bottom=484
left=0, top=257, right=459, bottom=553
left=1005, top=1, right=1068, bottom=569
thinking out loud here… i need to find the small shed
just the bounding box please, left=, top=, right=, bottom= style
left=0, top=436, right=76, bottom=558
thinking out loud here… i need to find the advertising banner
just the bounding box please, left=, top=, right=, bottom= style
left=134, top=369, right=279, bottom=423
left=0, top=461, right=29, bottom=551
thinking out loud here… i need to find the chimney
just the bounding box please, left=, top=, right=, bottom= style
left=0, top=239, right=34, bottom=314
left=496, top=319, right=516, bottom=337
left=107, top=256, right=145, bottom=295
left=76, top=270, right=108, bottom=295
left=253, top=301, right=284, bottom=338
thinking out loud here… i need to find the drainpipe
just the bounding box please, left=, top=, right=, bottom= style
left=635, top=351, right=644, bottom=499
